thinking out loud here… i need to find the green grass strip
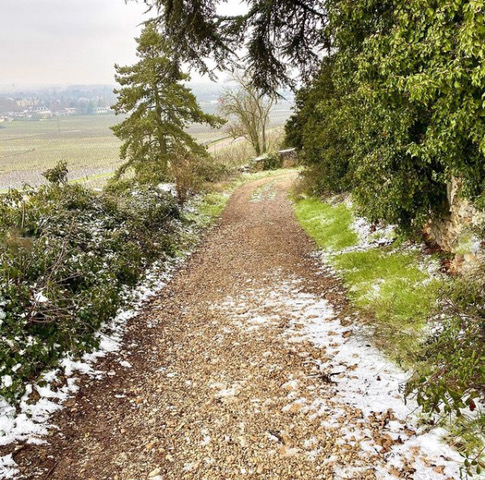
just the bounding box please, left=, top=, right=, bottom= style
left=294, top=197, right=443, bottom=366
left=294, top=198, right=358, bottom=251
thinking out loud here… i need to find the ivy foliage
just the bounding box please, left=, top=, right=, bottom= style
left=286, top=0, right=485, bottom=232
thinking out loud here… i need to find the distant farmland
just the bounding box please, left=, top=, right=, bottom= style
left=0, top=102, right=292, bottom=190
left=0, top=115, right=123, bottom=190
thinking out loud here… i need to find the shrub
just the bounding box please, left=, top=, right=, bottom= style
left=406, top=271, right=485, bottom=474
left=262, top=153, right=281, bottom=171
left=42, top=161, right=68, bottom=185
left=0, top=180, right=180, bottom=402
left=407, top=272, right=485, bottom=410
left=286, top=0, right=485, bottom=233
left=171, top=150, right=230, bottom=205
left=285, top=57, right=352, bottom=196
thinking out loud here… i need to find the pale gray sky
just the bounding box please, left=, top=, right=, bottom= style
left=1, top=0, right=248, bottom=88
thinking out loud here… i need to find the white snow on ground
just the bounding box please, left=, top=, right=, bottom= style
left=250, top=182, right=277, bottom=203
left=339, top=196, right=396, bottom=252
left=330, top=198, right=440, bottom=274
left=279, top=283, right=463, bottom=477
left=0, top=455, right=17, bottom=479
left=350, top=216, right=396, bottom=251
left=214, top=275, right=463, bottom=479
left=0, top=199, right=209, bottom=478
left=0, top=259, right=183, bottom=478
left=157, top=182, right=177, bottom=196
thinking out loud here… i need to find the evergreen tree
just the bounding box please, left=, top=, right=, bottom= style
left=111, top=23, right=224, bottom=184
left=141, top=0, right=327, bottom=93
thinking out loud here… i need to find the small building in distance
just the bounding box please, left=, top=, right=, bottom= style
left=30, top=107, right=53, bottom=119
left=57, top=107, right=78, bottom=116
left=279, top=148, right=298, bottom=168
left=93, top=107, right=112, bottom=114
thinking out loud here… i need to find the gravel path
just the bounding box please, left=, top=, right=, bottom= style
left=11, top=173, right=460, bottom=479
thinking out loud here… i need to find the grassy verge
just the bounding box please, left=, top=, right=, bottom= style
left=295, top=198, right=357, bottom=251
left=295, top=195, right=485, bottom=475
left=294, top=197, right=444, bottom=366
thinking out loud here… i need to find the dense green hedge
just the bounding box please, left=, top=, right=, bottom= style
left=286, top=1, right=485, bottom=468
left=0, top=182, right=181, bottom=401
left=286, top=0, right=485, bottom=232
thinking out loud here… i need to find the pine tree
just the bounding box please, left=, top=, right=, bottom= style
left=111, top=23, right=224, bottom=184
left=141, top=0, right=327, bottom=93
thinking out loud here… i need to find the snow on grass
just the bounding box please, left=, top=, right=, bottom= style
left=295, top=197, right=445, bottom=366
left=350, top=216, right=396, bottom=252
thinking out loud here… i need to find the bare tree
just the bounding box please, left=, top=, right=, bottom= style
left=218, top=75, right=275, bottom=156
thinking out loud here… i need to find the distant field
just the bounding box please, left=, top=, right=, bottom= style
left=0, top=116, right=228, bottom=190
left=0, top=103, right=292, bottom=190
left=0, top=115, right=123, bottom=190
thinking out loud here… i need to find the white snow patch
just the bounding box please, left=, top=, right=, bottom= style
left=215, top=385, right=240, bottom=398
left=350, top=216, right=396, bottom=251
left=200, top=435, right=212, bottom=446
left=157, top=182, right=177, bottom=195
left=33, top=291, right=48, bottom=303
left=1, top=376, right=12, bottom=389
left=0, top=454, right=18, bottom=479
left=214, top=278, right=463, bottom=478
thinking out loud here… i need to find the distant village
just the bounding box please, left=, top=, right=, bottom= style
left=0, top=83, right=293, bottom=123
left=0, top=85, right=117, bottom=122
left=0, top=106, right=113, bottom=122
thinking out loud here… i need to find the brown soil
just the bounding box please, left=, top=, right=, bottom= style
left=8, top=173, right=455, bottom=479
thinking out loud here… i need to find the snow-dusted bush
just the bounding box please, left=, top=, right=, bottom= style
left=0, top=181, right=180, bottom=402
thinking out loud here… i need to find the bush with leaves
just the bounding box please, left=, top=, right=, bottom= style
left=286, top=0, right=485, bottom=233
left=261, top=153, right=281, bottom=171
left=0, top=178, right=181, bottom=402
left=406, top=271, right=485, bottom=475
left=285, top=56, right=353, bottom=195
left=42, top=161, right=69, bottom=185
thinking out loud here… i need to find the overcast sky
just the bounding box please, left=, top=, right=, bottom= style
left=1, top=0, right=247, bottom=89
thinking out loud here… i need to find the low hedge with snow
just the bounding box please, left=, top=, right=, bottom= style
left=0, top=181, right=182, bottom=402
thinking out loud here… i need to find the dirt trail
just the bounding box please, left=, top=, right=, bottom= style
left=13, top=173, right=459, bottom=479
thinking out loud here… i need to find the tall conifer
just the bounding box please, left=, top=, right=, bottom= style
left=111, top=23, right=223, bottom=183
